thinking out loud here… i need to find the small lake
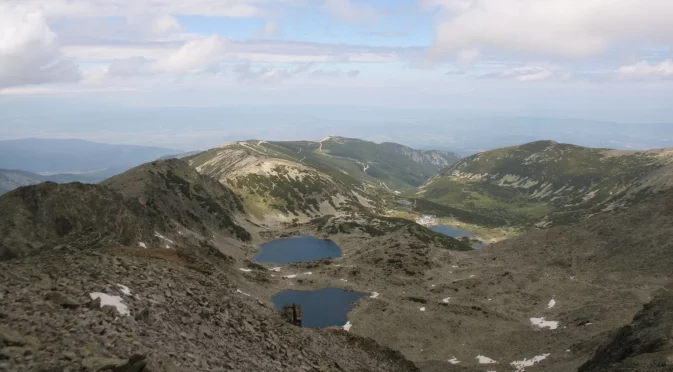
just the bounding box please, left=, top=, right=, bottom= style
left=253, top=236, right=343, bottom=264
left=431, top=225, right=488, bottom=249
left=272, top=288, right=368, bottom=328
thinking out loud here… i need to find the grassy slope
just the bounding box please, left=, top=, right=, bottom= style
left=419, top=141, right=671, bottom=226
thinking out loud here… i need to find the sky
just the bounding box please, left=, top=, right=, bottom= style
left=1, top=0, right=672, bottom=148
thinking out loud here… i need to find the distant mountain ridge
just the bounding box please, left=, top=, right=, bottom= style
left=0, top=159, right=252, bottom=260
left=190, top=137, right=460, bottom=221
left=0, top=138, right=179, bottom=174
left=419, top=140, right=673, bottom=226
left=0, top=169, right=108, bottom=195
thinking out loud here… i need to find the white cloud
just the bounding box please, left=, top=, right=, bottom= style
left=148, top=14, right=184, bottom=36
left=616, top=60, right=673, bottom=80
left=108, top=57, right=152, bottom=77
left=325, top=0, right=382, bottom=23
left=487, top=65, right=572, bottom=82
left=428, top=0, right=673, bottom=59
left=256, top=21, right=280, bottom=38
left=151, top=36, right=228, bottom=74
left=0, top=5, right=80, bottom=89
left=7, top=0, right=297, bottom=18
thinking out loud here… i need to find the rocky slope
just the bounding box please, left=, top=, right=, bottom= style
left=0, top=160, right=252, bottom=261
left=189, top=141, right=367, bottom=223
left=188, top=137, right=459, bottom=222
left=419, top=140, right=673, bottom=226
left=0, top=169, right=102, bottom=195
left=262, top=188, right=673, bottom=372
left=0, top=246, right=418, bottom=372
left=579, top=289, right=673, bottom=372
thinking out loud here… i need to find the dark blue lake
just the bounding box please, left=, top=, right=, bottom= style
left=272, top=288, right=368, bottom=328
left=431, top=225, right=488, bottom=249
left=253, top=236, right=343, bottom=264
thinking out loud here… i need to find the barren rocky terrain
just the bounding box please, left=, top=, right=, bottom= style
left=2, top=142, right=673, bottom=372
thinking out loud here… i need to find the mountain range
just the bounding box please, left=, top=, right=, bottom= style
left=0, top=138, right=179, bottom=177
left=1, top=137, right=672, bottom=372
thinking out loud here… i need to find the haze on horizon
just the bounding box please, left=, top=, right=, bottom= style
left=1, top=0, right=672, bottom=151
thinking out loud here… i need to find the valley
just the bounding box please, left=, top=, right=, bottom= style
left=1, top=137, right=672, bottom=372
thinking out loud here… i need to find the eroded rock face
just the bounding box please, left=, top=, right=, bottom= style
left=281, top=304, right=303, bottom=327
left=579, top=291, right=673, bottom=372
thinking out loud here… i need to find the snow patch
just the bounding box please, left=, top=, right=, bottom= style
left=448, top=357, right=460, bottom=364
left=370, top=292, right=380, bottom=299
left=269, top=267, right=281, bottom=272
left=303, top=272, right=313, bottom=275
left=342, top=321, right=352, bottom=331
left=236, top=289, right=251, bottom=297
left=530, top=317, right=559, bottom=330
left=239, top=268, right=252, bottom=272
left=510, top=353, right=550, bottom=371
left=89, top=293, right=129, bottom=316
left=116, top=284, right=132, bottom=296
left=442, top=297, right=451, bottom=304
left=138, top=242, right=147, bottom=249
left=419, top=307, right=426, bottom=312
left=547, top=299, right=556, bottom=309
left=283, top=274, right=298, bottom=279
left=476, top=355, right=498, bottom=364
left=340, top=278, right=348, bottom=282
left=154, top=232, right=175, bottom=244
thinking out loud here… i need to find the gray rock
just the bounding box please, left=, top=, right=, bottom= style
left=134, top=308, right=150, bottom=323
left=81, top=356, right=126, bottom=371
left=44, top=291, right=79, bottom=309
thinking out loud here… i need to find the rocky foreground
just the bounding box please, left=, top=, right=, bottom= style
left=0, top=246, right=418, bottom=372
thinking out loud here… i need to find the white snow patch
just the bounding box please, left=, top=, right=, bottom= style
left=510, top=353, right=550, bottom=371
left=469, top=275, right=476, bottom=278
left=342, top=321, right=352, bottom=331
left=448, top=357, right=460, bottom=364
left=283, top=274, right=298, bottom=279
left=89, top=293, right=129, bottom=316
left=476, top=355, right=498, bottom=364
left=236, top=289, right=251, bottom=297
left=303, top=272, right=313, bottom=275
left=340, top=278, right=348, bottom=282
left=530, top=317, right=559, bottom=330
left=165, top=244, right=171, bottom=249
left=419, top=307, right=426, bottom=312
left=370, top=292, right=380, bottom=299
left=269, top=267, right=282, bottom=272
left=154, top=232, right=175, bottom=244
left=547, top=299, right=556, bottom=309
left=431, top=284, right=436, bottom=287
left=239, top=268, right=252, bottom=272
left=116, top=284, right=132, bottom=296
left=442, top=297, right=451, bottom=303
left=138, top=242, right=147, bottom=249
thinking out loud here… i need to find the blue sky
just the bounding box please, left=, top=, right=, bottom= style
left=0, top=0, right=672, bottom=148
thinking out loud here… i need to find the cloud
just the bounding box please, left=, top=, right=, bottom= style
left=233, top=62, right=359, bottom=83
left=428, top=0, right=673, bottom=60
left=325, top=0, right=383, bottom=23
left=233, top=63, right=293, bottom=83
left=8, top=0, right=297, bottom=18
left=483, top=65, right=572, bottom=82
left=151, top=36, right=227, bottom=74
left=311, top=69, right=361, bottom=78
left=256, top=21, right=280, bottom=38
left=107, top=57, right=151, bottom=77
left=616, top=60, right=673, bottom=81
left=0, top=5, right=80, bottom=89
